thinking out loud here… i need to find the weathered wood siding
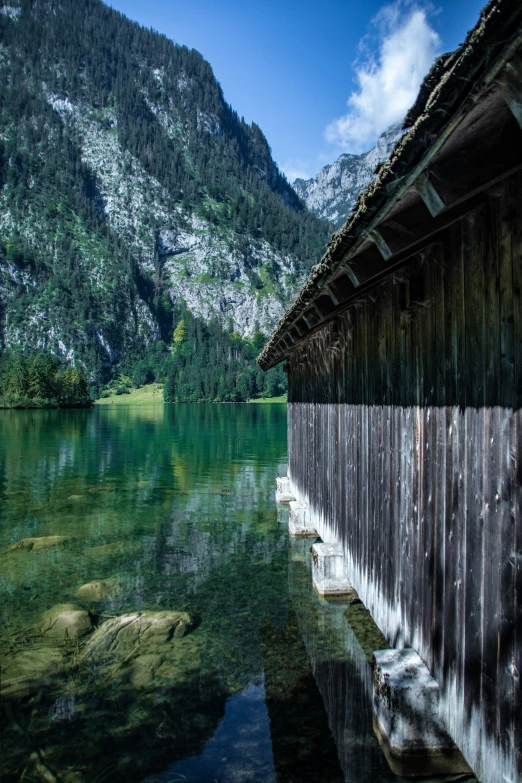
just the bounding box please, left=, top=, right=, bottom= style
left=287, top=172, right=522, bottom=783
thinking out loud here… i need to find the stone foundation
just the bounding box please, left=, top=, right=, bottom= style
left=275, top=477, right=295, bottom=503
left=288, top=501, right=318, bottom=537
left=311, top=543, right=355, bottom=597
left=372, top=649, right=472, bottom=776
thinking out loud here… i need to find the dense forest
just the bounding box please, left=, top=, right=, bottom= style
left=0, top=0, right=328, bottom=261
left=163, top=316, right=285, bottom=402
left=0, top=350, right=92, bottom=407
left=0, top=0, right=330, bottom=394
left=101, top=312, right=286, bottom=403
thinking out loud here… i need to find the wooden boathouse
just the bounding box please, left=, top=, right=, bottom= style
left=259, top=2, right=522, bottom=781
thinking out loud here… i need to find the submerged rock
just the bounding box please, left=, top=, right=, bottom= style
left=81, top=611, right=194, bottom=662
left=41, top=604, right=93, bottom=640
left=5, top=536, right=72, bottom=553
left=3, top=647, right=65, bottom=681
left=75, top=578, right=120, bottom=602
left=0, top=647, right=66, bottom=698
left=128, top=653, right=165, bottom=688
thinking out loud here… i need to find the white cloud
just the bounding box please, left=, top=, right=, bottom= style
left=325, top=3, right=441, bottom=153
left=281, top=158, right=312, bottom=182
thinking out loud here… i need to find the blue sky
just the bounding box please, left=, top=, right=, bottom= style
left=107, top=0, right=486, bottom=181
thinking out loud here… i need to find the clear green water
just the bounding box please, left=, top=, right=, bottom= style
left=0, top=405, right=471, bottom=783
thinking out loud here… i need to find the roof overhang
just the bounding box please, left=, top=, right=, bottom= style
left=258, top=0, right=522, bottom=371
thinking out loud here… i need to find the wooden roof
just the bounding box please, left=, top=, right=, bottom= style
left=258, top=0, right=522, bottom=371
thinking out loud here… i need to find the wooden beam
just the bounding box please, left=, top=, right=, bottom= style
left=384, top=218, right=418, bottom=238
left=368, top=228, right=393, bottom=261
left=496, top=54, right=522, bottom=130
left=413, top=172, right=446, bottom=217
left=302, top=314, right=313, bottom=329
left=325, top=285, right=340, bottom=306
left=342, top=264, right=361, bottom=288
left=261, top=187, right=495, bottom=368
left=312, top=303, right=324, bottom=320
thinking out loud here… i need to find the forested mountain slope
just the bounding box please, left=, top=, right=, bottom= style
left=0, top=0, right=329, bottom=392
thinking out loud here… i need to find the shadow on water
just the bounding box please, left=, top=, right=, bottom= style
left=0, top=404, right=476, bottom=783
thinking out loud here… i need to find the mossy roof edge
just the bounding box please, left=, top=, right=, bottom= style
left=258, top=0, right=522, bottom=370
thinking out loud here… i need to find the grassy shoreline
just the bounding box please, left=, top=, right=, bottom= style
left=248, top=394, right=287, bottom=403
left=94, top=383, right=164, bottom=405
left=94, top=384, right=287, bottom=405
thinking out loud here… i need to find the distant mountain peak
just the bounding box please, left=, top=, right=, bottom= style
left=293, top=125, right=404, bottom=228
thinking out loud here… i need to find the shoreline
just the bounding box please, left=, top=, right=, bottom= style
left=94, top=384, right=287, bottom=406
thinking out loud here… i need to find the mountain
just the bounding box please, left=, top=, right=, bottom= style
left=0, top=0, right=329, bottom=390
left=293, top=125, right=403, bottom=228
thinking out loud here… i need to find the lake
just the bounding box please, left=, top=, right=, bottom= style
left=0, top=404, right=460, bottom=783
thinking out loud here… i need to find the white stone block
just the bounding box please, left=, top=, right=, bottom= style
left=288, top=501, right=317, bottom=537
left=275, top=476, right=295, bottom=503
left=373, top=648, right=453, bottom=753
left=312, top=542, right=355, bottom=595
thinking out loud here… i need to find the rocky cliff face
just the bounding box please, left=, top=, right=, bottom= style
left=293, top=125, right=403, bottom=228
left=0, top=0, right=328, bottom=375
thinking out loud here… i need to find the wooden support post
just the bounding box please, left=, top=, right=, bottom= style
left=368, top=228, right=393, bottom=261
left=496, top=55, right=522, bottom=130
left=302, top=313, right=313, bottom=329
left=413, top=172, right=446, bottom=217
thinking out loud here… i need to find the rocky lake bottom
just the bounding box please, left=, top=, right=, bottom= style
left=0, top=404, right=477, bottom=783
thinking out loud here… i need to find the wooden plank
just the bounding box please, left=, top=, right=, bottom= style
left=496, top=408, right=516, bottom=771
left=463, top=406, right=484, bottom=745
left=442, top=226, right=458, bottom=700
left=361, top=301, right=370, bottom=612
left=514, top=411, right=522, bottom=775
left=432, top=247, right=446, bottom=685
left=496, top=54, right=522, bottom=131
left=463, top=210, right=486, bottom=754
left=513, top=172, right=522, bottom=413
left=453, top=217, right=468, bottom=747
left=499, top=183, right=516, bottom=409
left=511, top=172, right=522, bottom=774
left=422, top=259, right=436, bottom=669
left=496, top=175, right=518, bottom=774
